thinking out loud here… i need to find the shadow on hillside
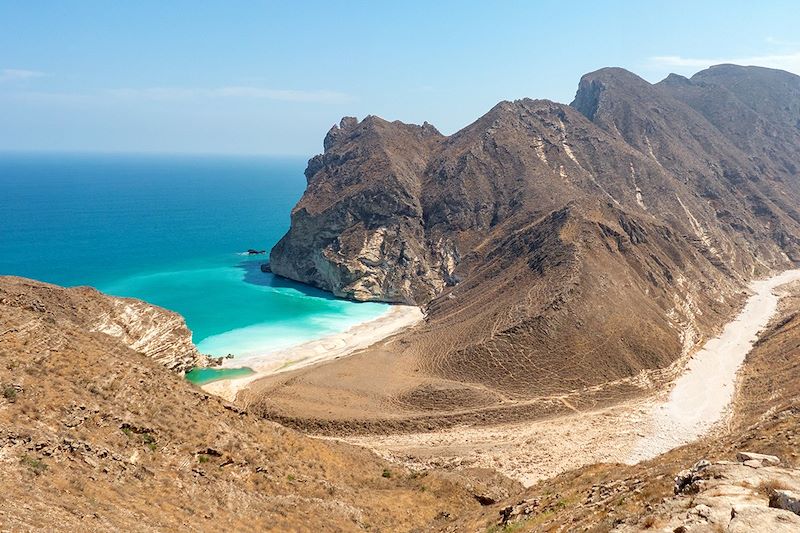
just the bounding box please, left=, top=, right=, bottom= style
left=234, top=259, right=338, bottom=300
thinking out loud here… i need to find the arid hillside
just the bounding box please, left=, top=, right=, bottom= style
left=0, top=276, right=512, bottom=532
left=252, top=65, right=800, bottom=432
left=454, top=280, right=800, bottom=532
left=3, top=276, right=800, bottom=532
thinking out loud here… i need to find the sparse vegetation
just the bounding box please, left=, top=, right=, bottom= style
left=197, top=454, right=210, bottom=463
left=758, top=478, right=792, bottom=495
left=487, top=521, right=527, bottom=533
left=20, top=454, right=47, bottom=475
left=0, top=276, right=496, bottom=531
left=3, top=385, right=17, bottom=402
left=381, top=468, right=392, bottom=478
left=121, top=424, right=156, bottom=450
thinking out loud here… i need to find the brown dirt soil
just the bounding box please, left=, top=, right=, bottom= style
left=448, top=280, right=800, bottom=532
left=0, top=276, right=515, bottom=532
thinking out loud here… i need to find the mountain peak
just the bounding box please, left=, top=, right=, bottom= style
left=660, top=72, right=692, bottom=86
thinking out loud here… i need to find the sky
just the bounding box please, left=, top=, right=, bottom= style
left=2, top=1, right=800, bottom=155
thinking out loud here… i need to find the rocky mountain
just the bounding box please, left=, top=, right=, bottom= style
left=258, top=65, right=800, bottom=427
left=273, top=66, right=800, bottom=307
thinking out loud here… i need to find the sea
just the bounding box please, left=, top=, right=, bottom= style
left=0, top=152, right=387, bottom=381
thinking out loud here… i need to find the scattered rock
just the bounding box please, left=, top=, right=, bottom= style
left=498, top=498, right=540, bottom=525
left=690, top=503, right=712, bottom=519
left=196, top=447, right=222, bottom=458
left=246, top=249, right=266, bottom=255
left=674, top=459, right=710, bottom=494
left=736, top=451, right=781, bottom=465
left=770, top=489, right=800, bottom=516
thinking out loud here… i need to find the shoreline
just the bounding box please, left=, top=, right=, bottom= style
left=201, top=304, right=424, bottom=401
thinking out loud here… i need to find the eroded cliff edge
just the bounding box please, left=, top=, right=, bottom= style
left=0, top=276, right=209, bottom=373
left=270, top=116, right=459, bottom=304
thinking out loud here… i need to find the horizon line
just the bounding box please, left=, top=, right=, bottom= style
left=0, top=148, right=314, bottom=158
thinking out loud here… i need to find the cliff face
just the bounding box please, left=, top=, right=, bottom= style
left=0, top=276, right=208, bottom=373
left=270, top=116, right=458, bottom=304
left=258, top=65, right=800, bottom=418
left=90, top=296, right=207, bottom=373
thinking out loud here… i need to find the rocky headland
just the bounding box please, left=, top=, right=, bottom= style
left=0, top=276, right=209, bottom=373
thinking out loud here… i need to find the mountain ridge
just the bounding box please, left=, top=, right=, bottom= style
left=254, top=63, right=800, bottom=433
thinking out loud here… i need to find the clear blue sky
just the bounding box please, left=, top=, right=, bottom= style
left=2, top=1, right=799, bottom=155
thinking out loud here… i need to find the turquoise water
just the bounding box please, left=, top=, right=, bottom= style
left=0, top=152, right=387, bottom=360
left=185, top=366, right=255, bottom=385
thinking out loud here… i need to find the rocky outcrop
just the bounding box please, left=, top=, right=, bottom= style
left=270, top=116, right=458, bottom=304
left=615, top=454, right=800, bottom=531
left=771, top=489, right=800, bottom=516
left=0, top=276, right=209, bottom=373
left=90, top=296, right=208, bottom=373
left=736, top=451, right=781, bottom=467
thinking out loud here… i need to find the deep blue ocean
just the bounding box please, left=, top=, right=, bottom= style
left=0, top=152, right=386, bottom=361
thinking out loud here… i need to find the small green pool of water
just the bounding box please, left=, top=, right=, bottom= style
left=185, top=366, right=255, bottom=385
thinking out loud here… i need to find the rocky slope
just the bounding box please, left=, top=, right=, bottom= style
left=4, top=276, right=800, bottom=531
left=453, top=280, right=800, bottom=532
left=0, top=276, right=209, bottom=373
left=0, top=276, right=511, bottom=531
left=273, top=65, right=800, bottom=307
left=253, top=65, right=800, bottom=429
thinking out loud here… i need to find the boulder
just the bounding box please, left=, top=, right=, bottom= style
left=674, top=459, right=711, bottom=494
left=770, top=490, right=800, bottom=516
left=728, top=504, right=800, bottom=532
left=736, top=451, right=781, bottom=465
left=260, top=263, right=272, bottom=273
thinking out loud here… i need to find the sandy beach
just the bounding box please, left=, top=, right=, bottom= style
left=202, top=304, right=424, bottom=401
